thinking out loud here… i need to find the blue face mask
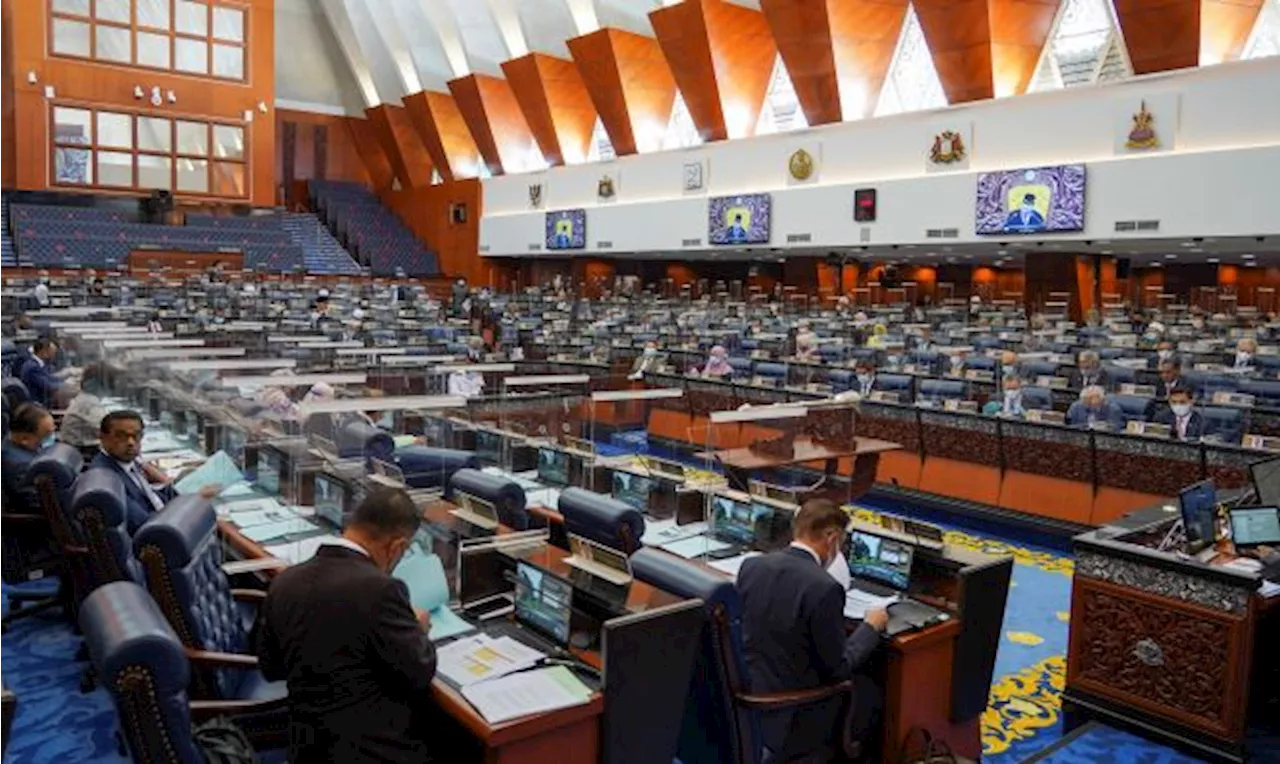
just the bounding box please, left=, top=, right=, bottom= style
left=41, top=433, right=57, bottom=450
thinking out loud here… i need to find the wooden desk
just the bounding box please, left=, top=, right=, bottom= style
left=879, top=618, right=976, bottom=763
left=697, top=436, right=901, bottom=502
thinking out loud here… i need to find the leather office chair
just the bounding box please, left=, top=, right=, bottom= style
left=727, top=358, right=754, bottom=379
left=963, top=356, right=997, bottom=373
left=133, top=497, right=285, bottom=703
left=1183, top=371, right=1239, bottom=398
left=338, top=417, right=394, bottom=464
left=1020, top=386, right=1054, bottom=411
left=1111, top=394, right=1155, bottom=424
left=1096, top=347, right=1126, bottom=360
left=872, top=374, right=913, bottom=397
left=919, top=379, right=966, bottom=403
left=446, top=468, right=530, bottom=529
left=1199, top=406, right=1244, bottom=444
left=3, top=444, right=84, bottom=630
left=1239, top=380, right=1280, bottom=407
left=396, top=446, right=479, bottom=490
left=2, top=377, right=30, bottom=409
left=79, top=582, right=287, bottom=763
left=630, top=549, right=860, bottom=764
left=1019, top=361, right=1059, bottom=380
left=557, top=488, right=644, bottom=555
left=1255, top=355, right=1280, bottom=378
left=69, top=469, right=145, bottom=590
left=826, top=370, right=854, bottom=393
left=753, top=362, right=788, bottom=386
left=1103, top=363, right=1137, bottom=387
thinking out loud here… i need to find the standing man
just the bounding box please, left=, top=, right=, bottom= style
left=254, top=487, right=438, bottom=764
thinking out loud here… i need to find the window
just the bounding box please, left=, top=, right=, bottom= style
left=49, top=105, right=247, bottom=199
left=48, top=0, right=248, bottom=81
left=874, top=5, right=948, bottom=117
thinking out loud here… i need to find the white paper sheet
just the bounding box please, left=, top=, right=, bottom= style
left=658, top=535, right=731, bottom=559
left=459, top=666, right=592, bottom=724
left=436, top=635, right=545, bottom=688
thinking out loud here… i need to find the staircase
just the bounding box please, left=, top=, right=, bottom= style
left=281, top=212, right=363, bottom=276
left=1, top=196, right=16, bottom=267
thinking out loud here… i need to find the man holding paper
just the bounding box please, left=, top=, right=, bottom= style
left=253, top=487, right=439, bottom=764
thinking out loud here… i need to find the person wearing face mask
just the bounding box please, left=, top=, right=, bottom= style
left=985, top=375, right=1027, bottom=418
left=1154, top=388, right=1205, bottom=441
left=854, top=360, right=879, bottom=397
left=1, top=403, right=57, bottom=511
left=702, top=345, right=733, bottom=378
left=1232, top=338, right=1258, bottom=371
left=1155, top=359, right=1186, bottom=400
left=1150, top=341, right=1177, bottom=370
left=253, top=487, right=438, bottom=764
left=1070, top=350, right=1110, bottom=391
left=628, top=342, right=662, bottom=380
left=1066, top=386, right=1125, bottom=431
left=739, top=499, right=887, bottom=762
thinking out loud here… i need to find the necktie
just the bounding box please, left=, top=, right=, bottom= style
left=131, top=464, right=166, bottom=512
left=1177, top=416, right=1188, bottom=439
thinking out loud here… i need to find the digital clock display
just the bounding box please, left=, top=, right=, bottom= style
left=854, top=189, right=877, bottom=222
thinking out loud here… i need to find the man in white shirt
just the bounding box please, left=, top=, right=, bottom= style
left=33, top=279, right=50, bottom=308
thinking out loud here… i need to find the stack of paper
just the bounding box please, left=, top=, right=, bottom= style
left=708, top=551, right=760, bottom=579
left=174, top=451, right=245, bottom=495
left=436, top=635, right=545, bottom=688
left=263, top=535, right=328, bottom=565
left=659, top=535, right=731, bottom=560
left=392, top=552, right=475, bottom=642
left=460, top=666, right=593, bottom=724
left=242, top=517, right=318, bottom=543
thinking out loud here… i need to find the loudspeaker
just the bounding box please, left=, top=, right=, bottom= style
left=450, top=203, right=467, bottom=224
left=1116, top=258, right=1131, bottom=279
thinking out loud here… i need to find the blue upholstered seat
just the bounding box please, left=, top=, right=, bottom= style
left=873, top=374, right=913, bottom=395
left=447, top=468, right=529, bottom=529
left=557, top=487, right=645, bottom=555
left=753, top=362, right=788, bottom=383
left=1183, top=371, right=1239, bottom=398
left=826, top=369, right=854, bottom=393
left=1019, top=360, right=1059, bottom=380
left=1104, top=363, right=1138, bottom=386
left=1111, top=394, right=1155, bottom=423
left=964, top=356, right=997, bottom=372
left=337, top=417, right=394, bottom=462
left=70, top=469, right=144, bottom=589
left=1020, top=386, right=1054, bottom=411
left=395, top=446, right=478, bottom=490
left=1200, top=406, right=1244, bottom=444
left=918, top=379, right=966, bottom=402
left=1240, top=379, right=1280, bottom=407
left=727, top=358, right=753, bottom=378
left=2, top=376, right=30, bottom=407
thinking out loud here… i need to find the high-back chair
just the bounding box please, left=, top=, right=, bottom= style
left=447, top=468, right=530, bottom=529
left=4, top=444, right=85, bottom=626
left=557, top=488, right=645, bottom=555
left=69, top=469, right=144, bottom=591
left=1200, top=406, right=1245, bottom=444
left=1111, top=394, right=1155, bottom=424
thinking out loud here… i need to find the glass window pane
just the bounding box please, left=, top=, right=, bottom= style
left=138, top=155, right=172, bottom=190
left=175, top=37, right=208, bottom=73
left=53, top=107, right=92, bottom=145
left=212, top=124, right=244, bottom=160
left=138, top=0, right=170, bottom=29
left=177, top=158, right=209, bottom=192
left=212, top=6, right=244, bottom=41
left=175, top=1, right=208, bottom=35
left=51, top=18, right=91, bottom=57
left=212, top=43, right=243, bottom=79
left=137, top=31, right=171, bottom=69
left=176, top=121, right=209, bottom=155
left=55, top=147, right=92, bottom=184
left=211, top=162, right=245, bottom=197
left=138, top=117, right=172, bottom=152
left=96, top=151, right=133, bottom=187
left=51, top=0, right=89, bottom=16
left=94, top=0, right=129, bottom=23
left=96, top=112, right=132, bottom=149
left=95, top=24, right=131, bottom=63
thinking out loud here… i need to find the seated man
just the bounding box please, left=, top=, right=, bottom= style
left=628, top=342, right=663, bottom=380
left=1155, top=358, right=1188, bottom=400
left=1154, top=388, right=1205, bottom=441
left=254, top=486, right=437, bottom=763
left=89, top=410, right=216, bottom=532
left=1231, top=338, right=1257, bottom=372
left=1069, top=350, right=1110, bottom=391
left=60, top=363, right=110, bottom=449
left=1, top=403, right=56, bottom=511
left=794, top=326, right=820, bottom=363
left=19, top=339, right=66, bottom=408
left=739, top=499, right=888, bottom=762
left=984, top=375, right=1027, bottom=418
left=1066, top=385, right=1126, bottom=431
left=852, top=360, right=879, bottom=397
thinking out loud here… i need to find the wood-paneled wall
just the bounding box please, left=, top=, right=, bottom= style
left=3, top=0, right=276, bottom=206
left=275, top=108, right=371, bottom=199
left=381, top=179, right=487, bottom=285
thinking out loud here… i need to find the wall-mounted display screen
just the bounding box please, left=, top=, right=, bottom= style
left=708, top=193, right=771, bottom=245
left=545, top=209, right=586, bottom=249
left=975, top=165, right=1086, bottom=235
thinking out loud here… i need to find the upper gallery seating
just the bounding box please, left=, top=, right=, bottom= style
left=187, top=212, right=362, bottom=276
left=308, top=180, right=440, bottom=277
left=1, top=197, right=15, bottom=268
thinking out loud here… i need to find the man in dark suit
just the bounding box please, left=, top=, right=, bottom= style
left=88, top=410, right=177, bottom=533
left=19, top=339, right=65, bottom=408
left=1069, top=350, right=1110, bottom=391
left=1065, top=386, right=1126, bottom=431
left=1155, top=359, right=1188, bottom=400
left=254, top=487, right=438, bottom=764
left=739, top=499, right=888, bottom=763
left=1154, top=388, right=1206, bottom=441
left=1, top=403, right=56, bottom=511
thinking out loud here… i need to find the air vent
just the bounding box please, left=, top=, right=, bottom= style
left=786, top=233, right=812, bottom=243
left=596, top=241, right=613, bottom=249
left=1135, top=220, right=1160, bottom=232
left=860, top=227, right=871, bottom=243
left=681, top=238, right=702, bottom=247
left=941, top=228, right=959, bottom=239
left=926, top=229, right=943, bottom=239
left=479, top=245, right=490, bottom=253
left=1114, top=221, right=1138, bottom=232
left=527, top=243, right=543, bottom=252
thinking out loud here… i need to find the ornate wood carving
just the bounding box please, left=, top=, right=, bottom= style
left=1002, top=436, right=1092, bottom=483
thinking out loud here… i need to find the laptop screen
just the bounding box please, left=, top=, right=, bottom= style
left=847, top=530, right=914, bottom=591
left=709, top=495, right=764, bottom=545
left=257, top=448, right=281, bottom=496
left=475, top=430, right=501, bottom=465
left=314, top=473, right=347, bottom=529
left=538, top=447, right=570, bottom=487
left=612, top=471, right=654, bottom=512
left=515, top=560, right=573, bottom=644
left=222, top=426, right=246, bottom=466
left=1230, top=506, right=1280, bottom=547
left=1178, top=480, right=1218, bottom=552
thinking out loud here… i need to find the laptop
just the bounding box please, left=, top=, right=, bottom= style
left=1228, top=507, right=1280, bottom=552
left=485, top=560, right=575, bottom=656
left=449, top=490, right=500, bottom=531
left=749, top=480, right=802, bottom=506
left=642, top=456, right=687, bottom=483
left=537, top=447, right=571, bottom=487
left=612, top=470, right=656, bottom=514
left=313, top=473, right=349, bottom=530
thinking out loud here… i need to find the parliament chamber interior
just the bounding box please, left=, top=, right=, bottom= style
left=1, top=0, right=1279, bottom=762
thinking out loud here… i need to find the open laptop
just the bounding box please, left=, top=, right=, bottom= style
left=313, top=472, right=349, bottom=530
left=612, top=470, right=656, bottom=514
left=843, top=528, right=942, bottom=635
left=484, top=560, right=575, bottom=656
left=1251, top=456, right=1280, bottom=506
left=1229, top=506, right=1280, bottom=553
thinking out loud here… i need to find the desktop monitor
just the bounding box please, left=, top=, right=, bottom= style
left=514, top=560, right=574, bottom=645
left=314, top=473, right=349, bottom=529
left=475, top=430, right=502, bottom=466
left=612, top=471, right=655, bottom=513
left=1229, top=507, right=1280, bottom=551
left=1251, top=456, right=1280, bottom=506
left=846, top=529, right=915, bottom=591
left=710, top=494, right=763, bottom=546
left=538, top=447, right=571, bottom=487
left=256, top=447, right=282, bottom=496
left=1178, top=480, right=1218, bottom=553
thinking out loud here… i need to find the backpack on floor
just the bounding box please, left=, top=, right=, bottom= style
left=192, top=717, right=259, bottom=764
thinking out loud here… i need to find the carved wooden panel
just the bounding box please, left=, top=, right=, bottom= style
left=502, top=53, right=598, bottom=167
left=1068, top=577, right=1250, bottom=739
left=1093, top=448, right=1199, bottom=496
left=402, top=91, right=482, bottom=182
left=1002, top=436, right=1092, bottom=482
left=1201, top=0, right=1265, bottom=64
left=448, top=73, right=538, bottom=176
left=343, top=117, right=394, bottom=193
left=568, top=28, right=677, bottom=156
left=914, top=0, right=1059, bottom=103
left=1113, top=0, right=1201, bottom=74
left=857, top=412, right=921, bottom=452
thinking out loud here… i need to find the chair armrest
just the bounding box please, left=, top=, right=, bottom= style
left=735, top=680, right=852, bottom=711
left=230, top=588, right=268, bottom=603
left=0, top=513, right=48, bottom=526
left=188, top=696, right=289, bottom=723
left=185, top=647, right=260, bottom=670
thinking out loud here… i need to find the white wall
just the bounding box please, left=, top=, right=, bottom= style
left=479, top=57, right=1280, bottom=255
left=274, top=0, right=367, bottom=116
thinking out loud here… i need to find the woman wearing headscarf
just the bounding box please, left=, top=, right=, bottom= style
left=701, top=345, right=733, bottom=378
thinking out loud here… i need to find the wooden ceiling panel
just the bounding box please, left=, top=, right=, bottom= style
left=402, top=91, right=482, bottom=182
left=502, top=53, right=599, bottom=166
left=914, top=0, right=996, bottom=102
left=365, top=105, right=432, bottom=189
left=1200, top=0, right=1265, bottom=64
left=829, top=0, right=911, bottom=119
left=567, top=28, right=678, bottom=155
left=990, top=0, right=1060, bottom=97
left=448, top=73, right=538, bottom=176
left=650, top=0, right=778, bottom=141
left=1113, top=0, right=1201, bottom=74
left=343, top=117, right=394, bottom=193
left=760, top=0, right=840, bottom=125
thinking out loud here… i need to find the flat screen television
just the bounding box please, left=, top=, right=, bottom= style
left=975, top=165, right=1086, bottom=235
left=708, top=193, right=772, bottom=245
left=545, top=209, right=587, bottom=250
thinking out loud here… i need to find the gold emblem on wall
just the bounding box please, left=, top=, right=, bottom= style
left=1125, top=101, right=1159, bottom=150
left=788, top=148, right=814, bottom=181
left=597, top=175, right=616, bottom=199
left=930, top=130, right=966, bottom=164
left=528, top=183, right=543, bottom=208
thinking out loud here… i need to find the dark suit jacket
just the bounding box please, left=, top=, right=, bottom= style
left=19, top=359, right=62, bottom=407
left=1068, top=368, right=1111, bottom=392
left=739, top=546, right=881, bottom=760
left=254, top=544, right=438, bottom=764
left=1153, top=408, right=1206, bottom=441
left=88, top=451, right=175, bottom=534
left=1155, top=377, right=1189, bottom=400
left=1, top=440, right=41, bottom=512
left=1065, top=400, right=1126, bottom=431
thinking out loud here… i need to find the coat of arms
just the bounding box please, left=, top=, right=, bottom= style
left=1125, top=101, right=1159, bottom=150
left=598, top=175, right=615, bottom=199
left=929, top=130, right=966, bottom=164
left=528, top=183, right=543, bottom=208
left=788, top=148, right=814, bottom=181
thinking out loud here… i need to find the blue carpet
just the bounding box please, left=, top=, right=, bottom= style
left=1033, top=723, right=1207, bottom=764
left=1, top=583, right=129, bottom=764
